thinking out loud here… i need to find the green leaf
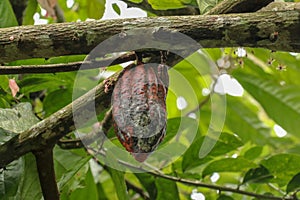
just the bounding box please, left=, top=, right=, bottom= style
left=0, top=103, right=39, bottom=199
left=244, top=146, right=263, bottom=160
left=155, top=177, right=179, bottom=200
left=0, top=0, right=18, bottom=27
left=0, top=103, right=39, bottom=134
left=43, top=88, right=72, bottom=117
left=152, top=117, right=199, bottom=163
left=233, top=71, right=300, bottom=137
left=127, top=0, right=143, bottom=3
left=22, top=0, right=38, bottom=25
left=19, top=72, right=75, bottom=95
left=182, top=132, right=243, bottom=171
left=57, top=157, right=91, bottom=190
left=87, top=0, right=105, bottom=19
left=0, top=159, right=23, bottom=199
left=96, top=182, right=108, bottom=200
left=226, top=96, right=270, bottom=145
left=217, top=194, right=234, bottom=200
left=106, top=151, right=129, bottom=200
left=261, top=154, right=300, bottom=186
left=197, top=0, right=221, bottom=14
left=243, top=165, right=273, bottom=184
left=148, top=0, right=185, bottom=10
left=112, top=3, right=121, bottom=15
left=19, top=77, right=63, bottom=94
left=202, top=157, right=257, bottom=177
left=16, top=154, right=42, bottom=200
left=0, top=98, right=10, bottom=108
left=69, top=167, right=98, bottom=200
left=54, top=148, right=91, bottom=189
left=135, top=173, right=157, bottom=199
left=286, top=173, right=300, bottom=193
left=0, top=76, right=9, bottom=90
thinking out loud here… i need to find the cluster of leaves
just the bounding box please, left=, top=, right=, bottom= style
left=1, top=0, right=300, bottom=200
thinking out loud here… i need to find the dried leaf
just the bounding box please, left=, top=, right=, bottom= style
left=9, top=79, right=19, bottom=97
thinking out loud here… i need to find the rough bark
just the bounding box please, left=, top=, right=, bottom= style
left=34, top=148, right=59, bottom=200
left=205, top=0, right=273, bottom=15
left=1, top=8, right=300, bottom=63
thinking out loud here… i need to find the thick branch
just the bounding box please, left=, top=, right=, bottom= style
left=34, top=148, right=59, bottom=200
left=0, top=71, right=120, bottom=168
left=1, top=8, right=300, bottom=63
left=205, top=0, right=273, bottom=15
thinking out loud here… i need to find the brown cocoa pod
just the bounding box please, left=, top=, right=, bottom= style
left=112, top=63, right=168, bottom=162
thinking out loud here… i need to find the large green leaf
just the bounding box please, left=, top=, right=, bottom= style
left=54, top=148, right=90, bottom=189
left=86, top=0, right=105, bottom=19
left=16, top=154, right=42, bottom=200
left=135, top=173, right=157, bottom=199
left=0, top=103, right=39, bottom=134
left=286, top=173, right=300, bottom=194
left=217, top=195, right=234, bottom=200
left=69, top=167, right=98, bottom=200
left=0, top=159, right=23, bottom=199
left=152, top=117, right=198, bottom=163
left=243, top=146, right=263, bottom=160
left=233, top=71, right=300, bottom=136
left=19, top=76, right=67, bottom=94
left=0, top=103, right=40, bottom=199
left=261, top=154, right=300, bottom=186
left=148, top=0, right=185, bottom=10
left=202, top=157, right=257, bottom=177
left=243, top=165, right=273, bottom=184
left=155, top=177, right=179, bottom=200
left=43, top=88, right=73, bottom=117
left=182, top=132, right=243, bottom=171
left=225, top=96, right=270, bottom=145
left=106, top=151, right=129, bottom=200
left=0, top=0, right=18, bottom=27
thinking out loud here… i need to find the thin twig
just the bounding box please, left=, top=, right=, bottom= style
left=186, top=78, right=218, bottom=116
left=0, top=52, right=136, bottom=74
left=126, top=180, right=150, bottom=200
left=88, top=149, right=295, bottom=200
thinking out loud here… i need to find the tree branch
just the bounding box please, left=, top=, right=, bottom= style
left=0, top=52, right=136, bottom=74
left=0, top=71, right=120, bottom=168
left=89, top=149, right=295, bottom=200
left=1, top=7, right=300, bottom=63
left=34, top=148, right=59, bottom=200
left=205, top=0, right=273, bottom=15
left=57, top=108, right=113, bottom=149
left=125, top=180, right=150, bottom=200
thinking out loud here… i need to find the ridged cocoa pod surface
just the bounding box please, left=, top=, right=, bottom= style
left=112, top=63, right=169, bottom=162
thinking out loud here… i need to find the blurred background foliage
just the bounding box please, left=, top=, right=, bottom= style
left=1, top=0, right=300, bottom=199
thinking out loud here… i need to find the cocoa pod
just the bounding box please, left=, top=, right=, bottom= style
left=112, top=63, right=168, bottom=162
